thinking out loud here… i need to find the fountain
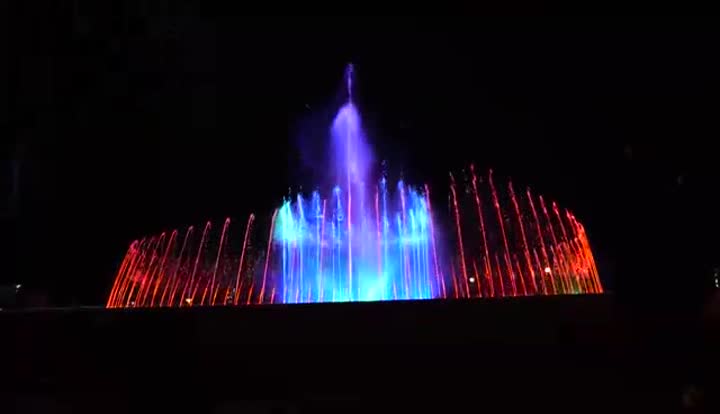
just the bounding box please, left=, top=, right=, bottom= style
left=106, top=65, right=602, bottom=308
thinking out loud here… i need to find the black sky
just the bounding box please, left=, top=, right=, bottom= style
left=7, top=10, right=720, bottom=306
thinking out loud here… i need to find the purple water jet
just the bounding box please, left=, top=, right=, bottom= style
left=273, top=65, right=441, bottom=302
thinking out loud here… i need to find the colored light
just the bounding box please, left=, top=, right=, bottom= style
left=105, top=64, right=603, bottom=309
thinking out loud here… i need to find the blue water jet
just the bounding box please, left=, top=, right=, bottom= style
left=272, top=65, right=441, bottom=303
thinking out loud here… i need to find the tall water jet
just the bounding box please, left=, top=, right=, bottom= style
left=273, top=64, right=440, bottom=302
left=331, top=66, right=371, bottom=300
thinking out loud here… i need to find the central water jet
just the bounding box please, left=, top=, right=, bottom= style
left=273, top=64, right=440, bottom=303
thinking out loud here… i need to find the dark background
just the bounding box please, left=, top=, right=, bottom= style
left=6, top=9, right=720, bottom=307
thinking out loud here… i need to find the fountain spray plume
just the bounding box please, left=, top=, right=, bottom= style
left=273, top=63, right=440, bottom=302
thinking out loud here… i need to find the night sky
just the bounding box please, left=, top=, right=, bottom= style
left=7, top=11, right=720, bottom=307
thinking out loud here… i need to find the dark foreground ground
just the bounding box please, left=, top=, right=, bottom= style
left=1, top=295, right=718, bottom=413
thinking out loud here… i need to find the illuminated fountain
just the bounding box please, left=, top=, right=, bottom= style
left=273, top=65, right=438, bottom=303
left=106, top=65, right=602, bottom=308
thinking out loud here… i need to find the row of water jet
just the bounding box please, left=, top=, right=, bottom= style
left=104, top=167, right=602, bottom=309
left=273, top=179, right=441, bottom=303
left=106, top=216, right=271, bottom=308
left=446, top=166, right=602, bottom=299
